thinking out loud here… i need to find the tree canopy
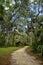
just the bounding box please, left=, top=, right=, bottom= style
left=0, top=0, right=43, bottom=56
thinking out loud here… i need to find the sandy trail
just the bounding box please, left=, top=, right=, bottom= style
left=10, top=46, right=42, bottom=65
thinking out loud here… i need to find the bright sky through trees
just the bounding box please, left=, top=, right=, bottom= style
left=30, top=0, right=34, bottom=2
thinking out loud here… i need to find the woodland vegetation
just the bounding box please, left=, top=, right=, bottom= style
left=0, top=0, right=43, bottom=56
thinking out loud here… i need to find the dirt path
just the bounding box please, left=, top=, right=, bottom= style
left=10, top=46, right=42, bottom=65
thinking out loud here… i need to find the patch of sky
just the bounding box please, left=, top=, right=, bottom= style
left=17, top=24, right=27, bottom=30
left=12, top=26, right=17, bottom=31
left=11, top=12, right=19, bottom=22
left=20, top=24, right=27, bottom=29
left=30, top=3, right=43, bottom=16
left=36, top=5, right=43, bottom=16
left=10, top=0, right=15, bottom=6
left=39, top=13, right=43, bottom=16
left=5, top=7, right=9, bottom=10
left=27, top=18, right=31, bottom=22
left=40, top=22, right=43, bottom=24
left=12, top=11, right=15, bottom=15
left=30, top=0, right=34, bottom=2
left=12, top=16, right=16, bottom=22
left=24, top=25, right=27, bottom=29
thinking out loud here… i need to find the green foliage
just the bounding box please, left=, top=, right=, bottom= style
left=29, top=28, right=43, bottom=56
left=37, top=45, right=43, bottom=56
left=0, top=0, right=43, bottom=57
left=0, top=31, right=6, bottom=47
left=22, top=0, right=29, bottom=5
left=0, top=4, right=4, bottom=15
left=29, top=32, right=37, bottom=52
left=6, top=0, right=10, bottom=7
left=0, top=3, right=4, bottom=21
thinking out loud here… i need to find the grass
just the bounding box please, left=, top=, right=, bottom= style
left=0, top=46, right=23, bottom=65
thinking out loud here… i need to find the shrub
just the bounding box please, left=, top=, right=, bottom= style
left=37, top=45, right=43, bottom=56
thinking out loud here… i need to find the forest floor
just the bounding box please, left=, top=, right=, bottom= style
left=10, top=46, right=42, bottom=65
